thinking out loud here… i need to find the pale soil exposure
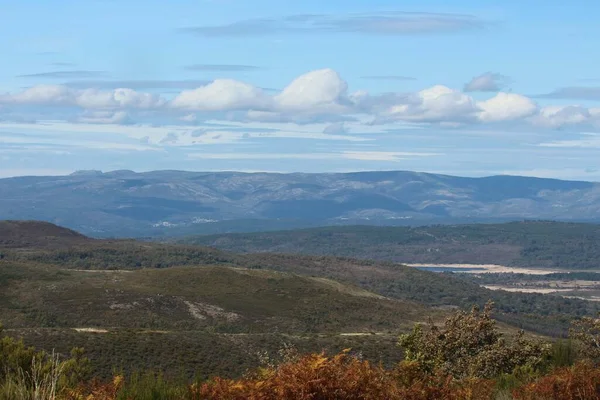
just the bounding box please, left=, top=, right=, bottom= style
left=483, top=286, right=574, bottom=294
left=404, top=263, right=559, bottom=275
left=73, top=328, right=109, bottom=333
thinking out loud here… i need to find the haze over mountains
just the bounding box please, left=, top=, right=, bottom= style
left=1, top=169, right=599, bottom=236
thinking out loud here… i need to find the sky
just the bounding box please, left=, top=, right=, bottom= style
left=2, top=0, right=600, bottom=180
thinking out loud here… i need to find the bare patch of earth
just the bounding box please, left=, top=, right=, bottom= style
left=73, top=328, right=109, bottom=333
left=483, top=285, right=575, bottom=294
left=183, top=301, right=240, bottom=322
left=404, top=263, right=559, bottom=275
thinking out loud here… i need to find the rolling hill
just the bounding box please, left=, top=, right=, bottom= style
left=0, top=221, right=435, bottom=378
left=1, top=170, right=600, bottom=237
left=2, top=220, right=599, bottom=379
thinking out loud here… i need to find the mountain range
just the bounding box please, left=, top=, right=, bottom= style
left=1, top=169, right=599, bottom=236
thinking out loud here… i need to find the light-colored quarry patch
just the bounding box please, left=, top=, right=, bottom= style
left=483, top=285, right=575, bottom=294
left=339, top=332, right=375, bottom=337
left=183, top=301, right=240, bottom=322
left=73, top=328, right=109, bottom=333
left=405, top=263, right=559, bottom=275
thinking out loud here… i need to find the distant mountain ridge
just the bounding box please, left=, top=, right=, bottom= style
left=0, top=170, right=599, bottom=236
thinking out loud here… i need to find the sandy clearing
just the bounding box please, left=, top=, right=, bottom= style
left=404, top=263, right=559, bottom=275
left=483, top=285, right=576, bottom=294
left=71, top=269, right=133, bottom=273
left=73, top=328, right=109, bottom=333
left=563, top=295, right=600, bottom=302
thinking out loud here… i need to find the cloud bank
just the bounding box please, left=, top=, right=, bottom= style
left=2, top=68, right=600, bottom=131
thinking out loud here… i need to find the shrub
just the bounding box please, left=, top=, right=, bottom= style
left=570, top=315, right=600, bottom=364
left=398, top=301, right=551, bottom=379
left=0, top=323, right=91, bottom=398
left=195, top=349, right=498, bottom=400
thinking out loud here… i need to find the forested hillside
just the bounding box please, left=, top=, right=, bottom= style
left=180, top=221, right=600, bottom=270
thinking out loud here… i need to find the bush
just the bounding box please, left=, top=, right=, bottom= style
left=194, top=349, right=497, bottom=400
left=570, top=314, right=600, bottom=364
left=398, top=301, right=550, bottom=379
left=0, top=324, right=91, bottom=399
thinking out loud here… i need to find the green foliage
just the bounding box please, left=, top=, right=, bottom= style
left=115, top=372, right=189, bottom=400
left=0, top=324, right=40, bottom=381
left=570, top=314, right=600, bottom=364
left=183, top=221, right=600, bottom=270
left=0, top=323, right=91, bottom=398
left=398, top=302, right=551, bottom=379
left=549, top=339, right=578, bottom=368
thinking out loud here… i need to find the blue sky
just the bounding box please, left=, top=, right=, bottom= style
left=2, top=0, right=600, bottom=180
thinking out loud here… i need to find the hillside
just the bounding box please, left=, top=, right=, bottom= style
left=1, top=262, right=428, bottom=333
left=2, top=220, right=600, bottom=380
left=1, top=170, right=600, bottom=237
left=1, top=261, right=421, bottom=378
left=0, top=220, right=92, bottom=248
left=180, top=221, right=600, bottom=270
left=1, top=221, right=597, bottom=338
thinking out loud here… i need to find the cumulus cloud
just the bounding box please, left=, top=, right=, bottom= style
left=385, top=85, right=478, bottom=123
left=477, top=92, right=538, bottom=122
left=2, top=67, right=599, bottom=131
left=274, top=68, right=350, bottom=112
left=0, top=85, right=165, bottom=109
left=170, top=79, right=272, bottom=111
left=464, top=72, right=510, bottom=92
left=528, top=105, right=600, bottom=129
left=76, top=88, right=165, bottom=109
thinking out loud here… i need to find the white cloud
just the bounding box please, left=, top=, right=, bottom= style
left=385, top=85, right=478, bottom=123
left=1, top=85, right=165, bottom=109
left=530, top=105, right=593, bottom=128
left=1, top=68, right=599, bottom=132
left=477, top=92, right=538, bottom=122
left=170, top=79, right=271, bottom=111
left=274, top=68, right=349, bottom=112
left=7, top=84, right=72, bottom=104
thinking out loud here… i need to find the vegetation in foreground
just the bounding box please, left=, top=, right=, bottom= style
left=4, top=304, right=600, bottom=399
